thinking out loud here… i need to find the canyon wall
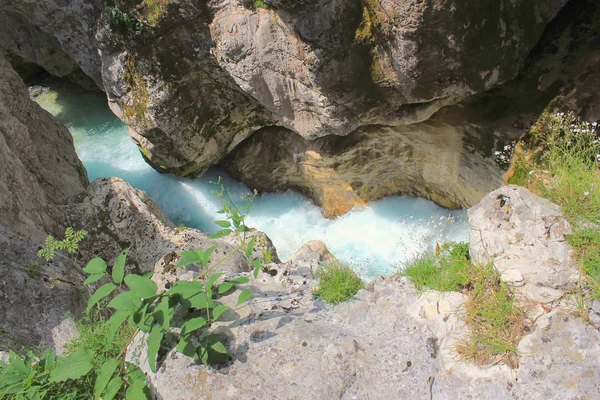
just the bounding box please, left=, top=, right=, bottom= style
left=3, top=0, right=596, bottom=214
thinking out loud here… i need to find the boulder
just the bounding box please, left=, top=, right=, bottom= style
left=469, top=185, right=578, bottom=303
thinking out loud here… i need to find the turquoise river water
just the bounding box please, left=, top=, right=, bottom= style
left=33, top=79, right=468, bottom=280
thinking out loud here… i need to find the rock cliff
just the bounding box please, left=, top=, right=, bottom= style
left=3, top=0, right=596, bottom=214
left=0, top=55, right=269, bottom=351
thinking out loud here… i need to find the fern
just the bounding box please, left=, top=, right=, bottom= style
left=38, top=228, right=87, bottom=261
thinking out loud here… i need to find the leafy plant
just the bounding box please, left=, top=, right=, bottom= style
left=313, top=262, right=364, bottom=304
left=0, top=316, right=144, bottom=399
left=3, top=182, right=264, bottom=397
left=79, top=180, right=262, bottom=383
left=261, top=249, right=273, bottom=264
left=104, top=6, right=153, bottom=33
left=38, top=227, right=87, bottom=261
left=254, top=0, right=270, bottom=9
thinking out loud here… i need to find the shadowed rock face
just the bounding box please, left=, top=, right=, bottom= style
left=222, top=119, right=506, bottom=217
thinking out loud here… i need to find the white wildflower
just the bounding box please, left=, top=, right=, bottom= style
left=584, top=191, right=589, bottom=196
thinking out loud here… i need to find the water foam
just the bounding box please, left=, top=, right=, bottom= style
left=33, top=80, right=468, bottom=280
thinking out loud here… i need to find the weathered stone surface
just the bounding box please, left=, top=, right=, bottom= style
left=517, top=311, right=600, bottom=399
left=469, top=186, right=578, bottom=303
left=223, top=120, right=506, bottom=216
left=0, top=0, right=102, bottom=86
left=212, top=0, right=567, bottom=138
left=0, top=54, right=90, bottom=350
left=128, top=267, right=600, bottom=400
left=69, top=177, right=256, bottom=275
left=0, top=0, right=569, bottom=182
left=0, top=227, right=86, bottom=354
left=0, top=53, right=88, bottom=241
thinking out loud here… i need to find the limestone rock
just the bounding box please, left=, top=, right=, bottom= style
left=212, top=0, right=567, bottom=137
left=69, top=177, right=254, bottom=275
left=0, top=0, right=569, bottom=181
left=223, top=121, right=506, bottom=215
left=0, top=53, right=89, bottom=350
left=469, top=186, right=578, bottom=303
left=0, top=0, right=102, bottom=86
left=0, top=227, right=86, bottom=353
left=0, top=53, right=88, bottom=241
left=127, top=272, right=600, bottom=399
left=516, top=311, right=600, bottom=399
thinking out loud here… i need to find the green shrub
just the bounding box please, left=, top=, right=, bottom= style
left=314, top=262, right=364, bottom=304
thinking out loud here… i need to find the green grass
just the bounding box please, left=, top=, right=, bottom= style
left=401, top=242, right=526, bottom=368
left=402, top=242, right=472, bottom=292
left=567, top=228, right=600, bottom=298
left=508, top=111, right=600, bottom=301
left=455, top=264, right=525, bottom=368
left=313, top=262, right=364, bottom=304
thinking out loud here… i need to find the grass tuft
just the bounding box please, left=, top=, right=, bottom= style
left=401, top=242, right=527, bottom=368
left=314, top=262, right=364, bottom=304
left=507, top=111, right=600, bottom=301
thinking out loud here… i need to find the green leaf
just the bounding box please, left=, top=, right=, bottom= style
left=212, top=304, right=228, bottom=321
left=86, top=283, right=117, bottom=314
left=49, top=349, right=94, bottom=382
left=126, top=383, right=148, bottom=400
left=40, top=350, right=56, bottom=372
left=94, top=358, right=119, bottom=399
left=106, top=311, right=130, bottom=343
left=147, top=325, right=164, bottom=373
left=209, top=229, right=232, bottom=239
left=132, top=303, right=154, bottom=333
left=169, top=280, right=204, bottom=296
left=182, top=292, right=212, bottom=309
left=180, top=316, right=207, bottom=336
left=206, top=273, right=224, bottom=291
left=245, top=237, right=256, bottom=258
left=112, top=248, right=129, bottom=284
left=102, top=376, right=124, bottom=400
left=176, top=251, right=200, bottom=268
left=108, top=290, right=142, bottom=312
left=176, top=336, right=198, bottom=360
left=250, top=259, right=262, bottom=269
left=238, top=225, right=250, bottom=233
left=153, top=297, right=174, bottom=332
left=83, top=257, right=107, bottom=274
left=124, top=275, right=158, bottom=298
left=196, top=246, right=217, bottom=267
left=237, top=289, right=252, bottom=305
left=214, top=220, right=231, bottom=228
left=83, top=273, right=104, bottom=285
left=233, top=276, right=250, bottom=284
left=217, top=281, right=234, bottom=294
left=211, top=340, right=228, bottom=354
left=253, top=266, right=260, bottom=279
